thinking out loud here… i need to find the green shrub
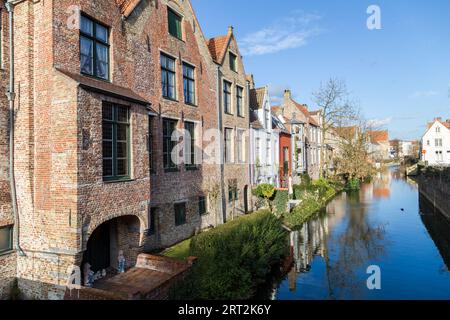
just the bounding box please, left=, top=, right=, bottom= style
left=284, top=196, right=322, bottom=228
left=253, top=184, right=275, bottom=199
left=345, top=177, right=360, bottom=191
left=169, top=210, right=289, bottom=300
left=272, top=189, right=289, bottom=217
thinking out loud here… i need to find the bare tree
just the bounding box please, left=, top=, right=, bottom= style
left=312, top=78, right=358, bottom=178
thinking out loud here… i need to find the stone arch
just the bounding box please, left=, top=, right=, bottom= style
left=81, top=213, right=146, bottom=278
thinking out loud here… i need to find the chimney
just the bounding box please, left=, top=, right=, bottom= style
left=228, top=25, right=234, bottom=35
left=284, top=89, right=292, bottom=102
left=246, top=74, right=255, bottom=89
left=436, top=117, right=442, bottom=122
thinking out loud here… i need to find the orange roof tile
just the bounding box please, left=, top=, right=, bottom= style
left=368, top=130, right=389, bottom=143
left=207, top=35, right=231, bottom=63
left=335, top=126, right=358, bottom=139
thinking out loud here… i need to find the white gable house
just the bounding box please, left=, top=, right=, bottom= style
left=421, top=118, right=450, bottom=166
left=249, top=85, right=280, bottom=186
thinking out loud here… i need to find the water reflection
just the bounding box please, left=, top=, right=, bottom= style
left=276, top=166, right=450, bottom=300
left=419, top=194, right=450, bottom=271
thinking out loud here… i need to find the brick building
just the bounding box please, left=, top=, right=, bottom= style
left=207, top=26, right=251, bottom=220
left=0, top=0, right=231, bottom=300
left=0, top=0, right=16, bottom=300
left=0, top=0, right=255, bottom=300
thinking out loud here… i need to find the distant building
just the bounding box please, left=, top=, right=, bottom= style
left=421, top=117, right=450, bottom=166
left=367, top=130, right=390, bottom=161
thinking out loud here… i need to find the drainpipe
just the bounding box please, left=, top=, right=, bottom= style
left=5, top=0, right=23, bottom=255
left=216, top=65, right=226, bottom=224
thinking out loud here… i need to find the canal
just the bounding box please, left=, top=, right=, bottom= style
left=274, top=166, right=450, bottom=300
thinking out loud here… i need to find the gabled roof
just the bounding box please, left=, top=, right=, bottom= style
left=368, top=130, right=389, bottom=144
left=335, top=126, right=358, bottom=139
left=427, top=118, right=450, bottom=130
left=293, top=102, right=319, bottom=127
left=249, top=87, right=266, bottom=110
left=207, top=34, right=231, bottom=64
left=116, top=0, right=142, bottom=17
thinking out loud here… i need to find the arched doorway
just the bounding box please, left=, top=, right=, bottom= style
left=82, top=215, right=142, bottom=277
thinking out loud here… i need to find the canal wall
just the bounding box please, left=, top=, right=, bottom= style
left=417, top=167, right=450, bottom=222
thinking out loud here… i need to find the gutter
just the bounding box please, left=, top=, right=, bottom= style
left=215, top=65, right=226, bottom=224
left=5, top=0, right=24, bottom=256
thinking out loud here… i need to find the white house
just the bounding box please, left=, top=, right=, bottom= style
left=421, top=118, right=450, bottom=166
left=249, top=84, right=280, bottom=186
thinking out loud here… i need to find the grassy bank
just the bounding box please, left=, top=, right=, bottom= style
left=284, top=178, right=341, bottom=229
left=169, top=210, right=289, bottom=300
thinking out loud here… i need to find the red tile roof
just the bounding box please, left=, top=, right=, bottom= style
left=207, top=35, right=231, bottom=64
left=368, top=130, right=389, bottom=143
left=335, top=126, right=358, bottom=139
left=116, top=0, right=142, bottom=17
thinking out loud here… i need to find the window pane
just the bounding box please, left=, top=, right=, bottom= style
left=96, top=24, right=108, bottom=43
left=102, top=103, right=113, bottom=120
left=103, top=141, right=113, bottom=158
left=95, top=44, right=109, bottom=79
left=175, top=203, right=186, bottom=226
left=168, top=9, right=182, bottom=39
left=103, top=159, right=113, bottom=177
left=117, top=142, right=127, bottom=158
left=103, top=123, right=113, bottom=140
left=117, top=124, right=128, bottom=141
left=80, top=16, right=93, bottom=36
left=117, top=159, right=127, bottom=176
left=117, top=106, right=129, bottom=123
left=80, top=37, right=93, bottom=75
left=0, top=226, right=12, bottom=252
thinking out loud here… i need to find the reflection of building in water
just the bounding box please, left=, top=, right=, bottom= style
left=372, top=170, right=392, bottom=199
left=288, top=214, right=329, bottom=292
left=419, top=194, right=450, bottom=271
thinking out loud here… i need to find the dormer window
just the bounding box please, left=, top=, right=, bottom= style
left=229, top=52, right=237, bottom=72
left=436, top=126, right=441, bottom=133
left=80, top=14, right=109, bottom=80
left=168, top=8, right=182, bottom=40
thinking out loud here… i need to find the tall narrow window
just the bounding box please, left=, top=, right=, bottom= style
left=198, top=196, right=207, bottom=216
left=163, top=118, right=178, bottom=172
left=255, top=137, right=261, bottom=162
left=80, top=14, right=109, bottom=80
left=236, top=86, right=243, bottom=117
left=168, top=8, right=182, bottom=40
left=103, top=103, right=130, bottom=181
left=224, top=128, right=233, bottom=163
left=223, top=80, right=232, bottom=114
left=161, top=54, right=176, bottom=100
left=0, top=225, right=13, bottom=254
left=283, top=147, right=289, bottom=175
left=183, top=63, right=195, bottom=105
left=174, top=202, right=187, bottom=226
left=148, top=116, right=155, bottom=173
left=228, top=179, right=238, bottom=203
left=237, top=130, right=244, bottom=163
left=184, top=121, right=196, bottom=169
left=147, top=207, right=157, bottom=236
left=229, top=52, right=237, bottom=72
left=266, top=137, right=271, bottom=164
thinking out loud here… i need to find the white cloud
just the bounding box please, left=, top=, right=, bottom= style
left=239, top=12, right=322, bottom=57
left=268, top=85, right=290, bottom=106
left=410, top=90, right=438, bottom=98
left=367, top=117, right=393, bottom=128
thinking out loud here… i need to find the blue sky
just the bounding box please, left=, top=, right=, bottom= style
left=191, top=0, right=450, bottom=140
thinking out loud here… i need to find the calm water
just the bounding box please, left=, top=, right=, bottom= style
left=275, top=166, right=450, bottom=300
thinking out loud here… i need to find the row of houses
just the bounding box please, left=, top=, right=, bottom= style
left=0, top=0, right=345, bottom=299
